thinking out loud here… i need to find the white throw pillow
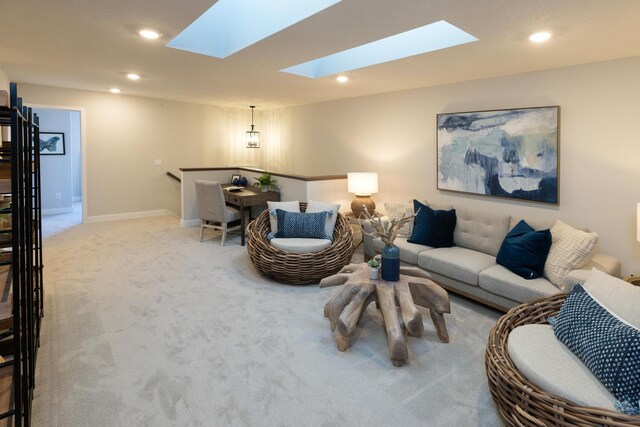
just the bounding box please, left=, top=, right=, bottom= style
left=384, top=199, right=428, bottom=239
left=544, top=220, right=599, bottom=290
left=267, top=201, right=300, bottom=235
left=306, top=200, right=340, bottom=239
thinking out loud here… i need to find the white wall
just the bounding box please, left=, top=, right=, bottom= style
left=33, top=108, right=74, bottom=214
left=240, top=56, right=640, bottom=275
left=70, top=110, right=82, bottom=201
left=20, top=84, right=236, bottom=219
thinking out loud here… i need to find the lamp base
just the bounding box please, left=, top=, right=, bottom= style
left=351, top=195, right=376, bottom=219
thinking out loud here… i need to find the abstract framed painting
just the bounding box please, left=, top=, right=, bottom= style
left=39, top=132, right=66, bottom=155
left=437, top=106, right=559, bottom=204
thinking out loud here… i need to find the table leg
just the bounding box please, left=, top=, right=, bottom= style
left=240, top=205, right=246, bottom=246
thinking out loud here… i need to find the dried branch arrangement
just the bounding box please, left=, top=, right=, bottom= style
left=358, top=207, right=419, bottom=247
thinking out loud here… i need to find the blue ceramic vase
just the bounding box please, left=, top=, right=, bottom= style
left=381, top=244, right=400, bottom=281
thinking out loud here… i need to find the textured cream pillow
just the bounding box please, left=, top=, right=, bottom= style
left=544, top=220, right=599, bottom=290
left=384, top=199, right=427, bottom=239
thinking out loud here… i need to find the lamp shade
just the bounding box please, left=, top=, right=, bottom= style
left=347, top=172, right=378, bottom=195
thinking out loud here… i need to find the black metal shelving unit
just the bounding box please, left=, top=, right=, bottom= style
left=0, top=82, right=44, bottom=427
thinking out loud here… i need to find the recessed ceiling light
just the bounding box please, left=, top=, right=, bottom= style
left=110, top=88, right=121, bottom=94
left=139, top=29, right=161, bottom=40
left=336, top=75, right=348, bottom=83
left=127, top=73, right=141, bottom=80
left=529, top=31, right=551, bottom=43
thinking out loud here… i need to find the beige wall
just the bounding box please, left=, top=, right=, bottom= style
left=251, top=56, right=640, bottom=275
left=19, top=84, right=235, bottom=218
left=14, top=57, right=640, bottom=274
left=0, top=66, right=9, bottom=92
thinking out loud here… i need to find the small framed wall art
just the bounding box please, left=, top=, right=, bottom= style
left=39, top=132, right=66, bottom=155
left=436, top=106, right=559, bottom=204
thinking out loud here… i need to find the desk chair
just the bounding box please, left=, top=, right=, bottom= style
left=195, top=180, right=241, bottom=246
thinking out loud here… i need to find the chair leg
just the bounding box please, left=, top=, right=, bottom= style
left=199, top=222, right=205, bottom=242
left=220, top=223, right=227, bottom=246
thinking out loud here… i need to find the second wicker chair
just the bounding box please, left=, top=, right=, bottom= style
left=247, top=203, right=354, bottom=285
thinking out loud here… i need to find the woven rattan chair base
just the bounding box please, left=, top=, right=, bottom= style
left=246, top=203, right=355, bottom=285
left=486, top=293, right=640, bottom=426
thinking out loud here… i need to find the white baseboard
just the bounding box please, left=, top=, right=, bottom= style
left=73, top=196, right=82, bottom=202
left=42, top=207, right=74, bottom=216
left=86, top=209, right=173, bottom=223
left=181, top=219, right=201, bottom=228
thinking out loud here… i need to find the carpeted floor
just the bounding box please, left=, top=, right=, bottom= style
left=32, top=213, right=503, bottom=426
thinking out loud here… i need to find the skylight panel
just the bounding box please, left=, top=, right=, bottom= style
left=280, top=20, right=478, bottom=78
left=167, top=0, right=342, bottom=58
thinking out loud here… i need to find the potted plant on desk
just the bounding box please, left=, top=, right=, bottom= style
left=253, top=172, right=278, bottom=192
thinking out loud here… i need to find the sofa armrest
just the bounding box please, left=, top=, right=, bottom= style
left=585, top=253, right=621, bottom=278
left=562, top=254, right=622, bottom=290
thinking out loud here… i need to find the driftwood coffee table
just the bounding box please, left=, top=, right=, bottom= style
left=320, top=262, right=451, bottom=367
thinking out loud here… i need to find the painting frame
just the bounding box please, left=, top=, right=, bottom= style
left=436, top=105, right=560, bottom=205
left=230, top=174, right=241, bottom=184
left=39, top=132, right=66, bottom=155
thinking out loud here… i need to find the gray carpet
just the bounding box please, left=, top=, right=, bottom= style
left=33, top=214, right=502, bottom=426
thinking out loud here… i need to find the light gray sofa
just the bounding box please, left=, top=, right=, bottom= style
left=363, top=204, right=621, bottom=311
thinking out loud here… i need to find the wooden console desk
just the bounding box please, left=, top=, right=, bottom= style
left=223, top=186, right=279, bottom=246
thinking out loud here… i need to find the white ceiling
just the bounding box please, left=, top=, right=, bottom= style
left=1, top=0, right=639, bottom=109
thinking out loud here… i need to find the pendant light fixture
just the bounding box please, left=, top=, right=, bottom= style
left=246, top=105, right=260, bottom=148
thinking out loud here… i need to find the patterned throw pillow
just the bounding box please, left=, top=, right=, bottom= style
left=544, top=220, right=598, bottom=290
left=274, top=210, right=329, bottom=239
left=549, top=285, right=640, bottom=415
left=384, top=199, right=427, bottom=239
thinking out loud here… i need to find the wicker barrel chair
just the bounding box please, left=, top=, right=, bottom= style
left=486, top=294, right=640, bottom=427
left=246, top=203, right=355, bottom=285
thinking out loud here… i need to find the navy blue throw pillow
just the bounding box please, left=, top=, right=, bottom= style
left=407, top=200, right=456, bottom=248
left=549, top=285, right=640, bottom=415
left=274, top=209, right=328, bottom=239
left=496, top=220, right=552, bottom=279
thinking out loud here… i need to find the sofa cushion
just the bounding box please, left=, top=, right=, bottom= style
left=267, top=201, right=300, bottom=234
left=417, top=247, right=495, bottom=286
left=408, top=200, right=456, bottom=248
left=550, top=285, right=640, bottom=414
left=306, top=200, right=340, bottom=240
left=496, top=220, right=552, bottom=279
left=270, top=238, right=332, bottom=254
left=508, top=324, right=617, bottom=411
left=274, top=210, right=329, bottom=239
left=544, top=220, right=599, bottom=290
left=453, top=206, right=511, bottom=256
left=583, top=268, right=640, bottom=329
left=371, top=237, right=433, bottom=265
left=479, top=265, right=560, bottom=303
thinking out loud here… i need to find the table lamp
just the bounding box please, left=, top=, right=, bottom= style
left=348, top=172, right=378, bottom=218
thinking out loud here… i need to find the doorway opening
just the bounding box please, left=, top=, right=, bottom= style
left=33, top=107, right=83, bottom=236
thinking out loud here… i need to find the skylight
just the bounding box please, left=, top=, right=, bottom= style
left=167, top=0, right=342, bottom=58
left=281, top=20, right=478, bottom=79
